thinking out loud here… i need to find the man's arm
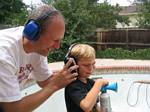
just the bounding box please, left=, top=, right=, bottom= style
left=37, top=58, right=78, bottom=89
left=0, top=59, right=78, bottom=112
left=0, top=86, right=55, bottom=112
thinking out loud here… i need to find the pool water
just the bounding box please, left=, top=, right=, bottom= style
left=21, top=74, right=150, bottom=112
left=92, top=74, right=150, bottom=112
left=22, top=85, right=66, bottom=112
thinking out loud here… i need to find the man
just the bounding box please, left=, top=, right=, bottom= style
left=0, top=4, right=78, bottom=112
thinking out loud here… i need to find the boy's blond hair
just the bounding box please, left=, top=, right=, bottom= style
left=70, top=44, right=95, bottom=60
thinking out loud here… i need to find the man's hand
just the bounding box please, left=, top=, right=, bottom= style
left=38, top=58, right=78, bottom=91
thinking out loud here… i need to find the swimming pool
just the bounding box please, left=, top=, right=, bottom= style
left=21, top=73, right=150, bottom=112
left=91, top=74, right=150, bottom=112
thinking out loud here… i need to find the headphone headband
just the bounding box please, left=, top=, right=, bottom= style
left=65, top=43, right=78, bottom=58
left=36, top=10, right=58, bottom=25
left=64, top=43, right=78, bottom=73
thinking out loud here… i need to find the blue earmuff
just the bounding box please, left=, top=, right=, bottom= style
left=23, top=20, right=40, bottom=41
left=23, top=10, right=58, bottom=41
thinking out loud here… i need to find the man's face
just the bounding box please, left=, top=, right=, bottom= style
left=77, top=58, right=96, bottom=78
left=33, top=15, right=65, bottom=56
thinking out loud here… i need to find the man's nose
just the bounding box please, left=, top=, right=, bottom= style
left=54, top=42, right=60, bottom=49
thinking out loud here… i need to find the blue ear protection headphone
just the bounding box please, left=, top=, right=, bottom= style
left=23, top=10, right=57, bottom=41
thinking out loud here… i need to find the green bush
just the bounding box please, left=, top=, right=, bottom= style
left=47, top=0, right=129, bottom=63
left=96, top=48, right=150, bottom=60
left=48, top=47, right=150, bottom=63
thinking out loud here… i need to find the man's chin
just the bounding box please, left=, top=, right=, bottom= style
left=36, top=49, right=54, bottom=57
left=36, top=52, right=49, bottom=57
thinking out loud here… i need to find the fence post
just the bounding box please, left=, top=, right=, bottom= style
left=96, top=28, right=103, bottom=51
left=125, top=28, right=129, bottom=49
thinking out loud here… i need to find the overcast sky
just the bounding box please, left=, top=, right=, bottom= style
left=23, top=0, right=43, bottom=5
left=23, top=0, right=134, bottom=6
left=98, top=0, right=133, bottom=6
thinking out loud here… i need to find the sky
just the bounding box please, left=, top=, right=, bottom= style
left=98, top=0, right=133, bottom=6
left=23, top=0, right=43, bottom=5
left=23, top=0, right=134, bottom=6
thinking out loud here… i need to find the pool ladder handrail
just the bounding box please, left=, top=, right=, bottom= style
left=127, top=80, right=150, bottom=108
left=134, top=80, right=150, bottom=84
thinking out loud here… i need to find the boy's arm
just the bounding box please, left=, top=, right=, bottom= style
left=80, top=79, right=108, bottom=112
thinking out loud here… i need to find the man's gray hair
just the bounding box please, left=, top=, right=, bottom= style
left=27, top=4, right=64, bottom=34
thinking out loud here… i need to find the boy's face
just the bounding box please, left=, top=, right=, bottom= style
left=77, top=58, right=95, bottom=78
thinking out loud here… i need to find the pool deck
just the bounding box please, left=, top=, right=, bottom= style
left=49, top=59, right=150, bottom=74
left=24, top=59, right=150, bottom=89
left=49, top=59, right=150, bottom=70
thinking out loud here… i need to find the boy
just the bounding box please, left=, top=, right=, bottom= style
left=65, top=44, right=108, bottom=112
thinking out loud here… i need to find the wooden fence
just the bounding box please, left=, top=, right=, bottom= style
left=0, top=24, right=11, bottom=29
left=87, top=28, right=150, bottom=51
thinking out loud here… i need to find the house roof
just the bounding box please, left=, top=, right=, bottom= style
left=119, top=5, right=138, bottom=15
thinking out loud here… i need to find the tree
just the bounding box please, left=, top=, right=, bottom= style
left=136, top=0, right=150, bottom=28
left=48, top=0, right=100, bottom=62
left=91, top=2, right=129, bottom=28
left=42, top=0, right=129, bottom=62
left=0, top=0, right=28, bottom=26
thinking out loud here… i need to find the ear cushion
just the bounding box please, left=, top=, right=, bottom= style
left=23, top=20, right=40, bottom=41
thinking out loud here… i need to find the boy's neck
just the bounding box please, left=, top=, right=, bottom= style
left=79, top=77, right=87, bottom=83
